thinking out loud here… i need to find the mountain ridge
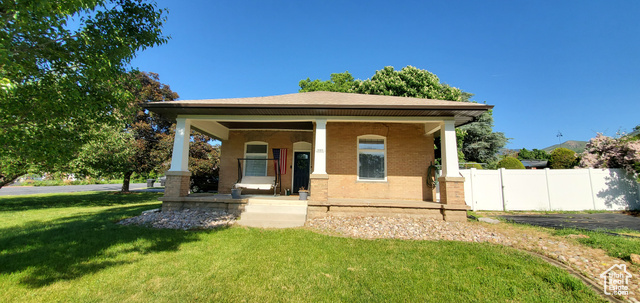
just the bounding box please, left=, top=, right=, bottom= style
left=542, top=140, right=587, bottom=153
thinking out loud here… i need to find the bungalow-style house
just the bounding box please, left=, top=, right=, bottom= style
left=146, top=91, right=493, bottom=222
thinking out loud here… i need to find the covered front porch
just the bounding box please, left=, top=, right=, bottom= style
left=146, top=91, right=491, bottom=222
left=159, top=118, right=468, bottom=221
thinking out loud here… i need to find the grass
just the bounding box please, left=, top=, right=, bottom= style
left=13, top=179, right=133, bottom=187
left=0, top=192, right=606, bottom=302
left=473, top=210, right=640, bottom=262
left=550, top=228, right=640, bottom=262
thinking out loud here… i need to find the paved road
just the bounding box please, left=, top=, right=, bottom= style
left=0, top=183, right=162, bottom=196
left=500, top=213, right=640, bottom=232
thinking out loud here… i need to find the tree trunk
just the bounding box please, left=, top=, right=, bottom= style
left=121, top=171, right=133, bottom=192
left=0, top=172, right=24, bottom=189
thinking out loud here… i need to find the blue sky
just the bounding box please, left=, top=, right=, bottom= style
left=130, top=0, right=640, bottom=150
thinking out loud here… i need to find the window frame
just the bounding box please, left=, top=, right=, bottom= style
left=243, top=141, right=269, bottom=177
left=356, top=135, right=387, bottom=182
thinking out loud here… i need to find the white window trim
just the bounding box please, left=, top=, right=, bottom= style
left=244, top=141, right=268, bottom=177
left=357, top=135, right=387, bottom=182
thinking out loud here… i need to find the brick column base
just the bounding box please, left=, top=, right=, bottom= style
left=438, top=176, right=466, bottom=205
left=164, top=171, right=191, bottom=197
left=439, top=176, right=468, bottom=222
left=309, top=174, right=329, bottom=202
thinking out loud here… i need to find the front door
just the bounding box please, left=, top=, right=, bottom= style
left=292, top=152, right=310, bottom=194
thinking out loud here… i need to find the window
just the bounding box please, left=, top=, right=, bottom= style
left=244, top=142, right=268, bottom=176
left=357, top=136, right=386, bottom=181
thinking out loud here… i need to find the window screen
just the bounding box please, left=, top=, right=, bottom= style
left=358, top=137, right=385, bottom=180
left=245, top=143, right=268, bottom=176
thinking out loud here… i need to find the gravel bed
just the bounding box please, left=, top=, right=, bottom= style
left=307, top=216, right=503, bottom=243
left=118, top=209, right=237, bottom=230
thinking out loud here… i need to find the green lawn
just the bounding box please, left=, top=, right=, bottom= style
left=551, top=227, right=640, bottom=262
left=472, top=211, right=640, bottom=263
left=0, top=192, right=605, bottom=302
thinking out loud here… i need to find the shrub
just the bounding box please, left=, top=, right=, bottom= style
left=580, top=133, right=640, bottom=179
left=497, top=157, right=525, bottom=169
left=549, top=148, right=578, bottom=169
left=462, top=162, right=483, bottom=169
left=517, top=148, right=551, bottom=160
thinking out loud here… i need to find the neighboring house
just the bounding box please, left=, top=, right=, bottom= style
left=520, top=159, right=548, bottom=169
left=146, top=91, right=492, bottom=221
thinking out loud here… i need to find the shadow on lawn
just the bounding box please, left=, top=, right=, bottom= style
left=0, top=203, right=214, bottom=288
left=0, top=191, right=162, bottom=211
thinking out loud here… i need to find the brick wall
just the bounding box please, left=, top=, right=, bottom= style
left=218, top=123, right=436, bottom=201
left=326, top=122, right=435, bottom=201
left=219, top=130, right=313, bottom=194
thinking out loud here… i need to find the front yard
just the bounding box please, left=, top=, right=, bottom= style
left=0, top=192, right=604, bottom=302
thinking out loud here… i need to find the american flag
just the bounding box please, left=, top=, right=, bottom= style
left=272, top=148, right=288, bottom=175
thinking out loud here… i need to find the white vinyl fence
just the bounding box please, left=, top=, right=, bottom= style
left=459, top=168, right=640, bottom=211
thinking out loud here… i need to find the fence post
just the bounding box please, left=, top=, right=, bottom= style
left=544, top=168, right=552, bottom=211
left=587, top=168, right=598, bottom=210
left=469, top=168, right=476, bottom=211
left=499, top=168, right=507, bottom=211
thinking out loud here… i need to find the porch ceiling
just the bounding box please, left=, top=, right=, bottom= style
left=151, top=107, right=486, bottom=127
left=217, top=121, right=313, bottom=130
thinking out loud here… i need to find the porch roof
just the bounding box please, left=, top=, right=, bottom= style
left=146, top=91, right=493, bottom=126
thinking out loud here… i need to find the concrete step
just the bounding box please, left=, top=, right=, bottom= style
left=237, top=219, right=305, bottom=228
left=246, top=199, right=307, bottom=206
left=239, top=212, right=307, bottom=222
left=236, top=202, right=308, bottom=228
left=244, top=204, right=307, bottom=214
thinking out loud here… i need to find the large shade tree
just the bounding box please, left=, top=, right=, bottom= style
left=298, top=66, right=507, bottom=163
left=73, top=71, right=178, bottom=192
left=0, top=0, right=168, bottom=188
left=74, top=72, right=220, bottom=192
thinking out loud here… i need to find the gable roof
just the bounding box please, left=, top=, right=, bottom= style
left=146, top=91, right=493, bottom=126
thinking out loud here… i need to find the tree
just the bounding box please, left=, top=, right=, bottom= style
left=517, top=148, right=551, bottom=160
left=457, top=111, right=508, bottom=163
left=298, top=66, right=508, bottom=163
left=496, top=157, right=525, bottom=169
left=72, top=71, right=177, bottom=192
left=299, top=72, right=354, bottom=93
left=351, top=66, right=463, bottom=101
left=580, top=134, right=640, bottom=179
left=189, top=133, right=221, bottom=177
left=0, top=0, right=168, bottom=188
left=549, top=148, right=578, bottom=169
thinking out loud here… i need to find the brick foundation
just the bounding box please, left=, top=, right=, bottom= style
left=438, top=176, right=466, bottom=205
left=438, top=176, right=468, bottom=221
left=310, top=174, right=329, bottom=202
left=164, top=171, right=191, bottom=197
left=161, top=200, right=246, bottom=215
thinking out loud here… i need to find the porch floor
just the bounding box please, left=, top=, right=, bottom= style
left=160, top=194, right=469, bottom=222
left=162, top=194, right=467, bottom=209
left=313, top=198, right=468, bottom=210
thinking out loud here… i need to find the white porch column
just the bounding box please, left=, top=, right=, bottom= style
left=440, top=119, right=460, bottom=178
left=312, top=119, right=327, bottom=175
left=169, top=117, right=191, bottom=172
